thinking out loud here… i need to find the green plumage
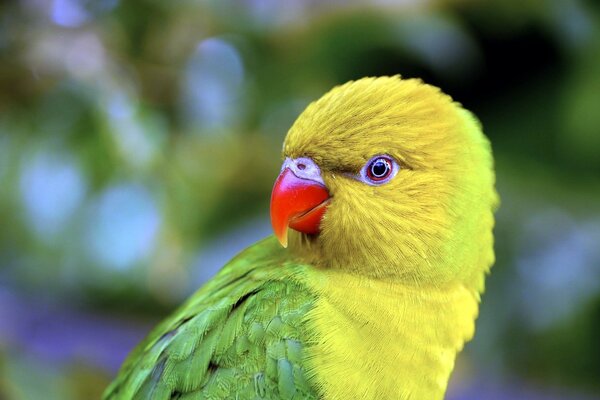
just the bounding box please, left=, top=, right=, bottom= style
left=104, top=237, right=319, bottom=400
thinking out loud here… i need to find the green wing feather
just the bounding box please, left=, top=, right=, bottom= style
left=104, top=237, right=319, bottom=400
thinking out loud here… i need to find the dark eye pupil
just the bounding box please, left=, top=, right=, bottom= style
left=371, top=160, right=389, bottom=177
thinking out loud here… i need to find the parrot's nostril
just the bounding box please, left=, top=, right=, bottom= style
left=297, top=163, right=306, bottom=170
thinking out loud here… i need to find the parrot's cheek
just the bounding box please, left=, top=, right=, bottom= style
left=270, top=168, right=330, bottom=248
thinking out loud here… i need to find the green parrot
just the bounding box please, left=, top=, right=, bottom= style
left=104, top=76, right=497, bottom=400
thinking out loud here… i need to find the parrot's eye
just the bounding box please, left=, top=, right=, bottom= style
left=360, top=155, right=398, bottom=185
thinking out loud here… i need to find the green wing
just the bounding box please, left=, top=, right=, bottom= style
left=104, top=237, right=318, bottom=400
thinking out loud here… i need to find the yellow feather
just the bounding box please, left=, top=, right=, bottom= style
left=283, top=76, right=497, bottom=399
left=303, top=271, right=479, bottom=399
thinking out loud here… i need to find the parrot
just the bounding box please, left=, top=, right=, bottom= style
left=104, top=76, right=497, bottom=400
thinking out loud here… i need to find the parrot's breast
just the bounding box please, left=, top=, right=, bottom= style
left=303, top=270, right=480, bottom=400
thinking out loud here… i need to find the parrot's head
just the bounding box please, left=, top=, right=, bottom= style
left=271, top=76, right=497, bottom=288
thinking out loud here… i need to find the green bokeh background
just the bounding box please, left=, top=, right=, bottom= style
left=1, top=0, right=599, bottom=398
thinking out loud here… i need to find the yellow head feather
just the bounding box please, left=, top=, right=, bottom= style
left=284, top=76, right=497, bottom=291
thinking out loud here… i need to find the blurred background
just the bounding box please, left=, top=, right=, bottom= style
left=1, top=0, right=599, bottom=398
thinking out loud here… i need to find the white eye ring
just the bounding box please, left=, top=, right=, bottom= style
left=358, top=155, right=399, bottom=185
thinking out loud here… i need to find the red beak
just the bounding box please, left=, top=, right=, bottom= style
left=270, top=168, right=330, bottom=247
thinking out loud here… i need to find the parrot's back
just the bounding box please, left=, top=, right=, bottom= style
left=104, top=238, right=318, bottom=400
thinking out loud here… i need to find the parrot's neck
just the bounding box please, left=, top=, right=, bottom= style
left=304, top=270, right=480, bottom=400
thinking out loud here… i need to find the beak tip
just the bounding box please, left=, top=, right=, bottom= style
left=275, top=230, right=288, bottom=248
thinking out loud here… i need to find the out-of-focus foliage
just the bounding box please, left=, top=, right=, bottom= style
left=1, top=0, right=599, bottom=399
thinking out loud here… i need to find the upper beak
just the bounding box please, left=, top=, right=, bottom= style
left=270, top=158, right=330, bottom=247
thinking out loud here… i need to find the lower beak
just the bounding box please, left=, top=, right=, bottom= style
left=270, top=168, right=330, bottom=247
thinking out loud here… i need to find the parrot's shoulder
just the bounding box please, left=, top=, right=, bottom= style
left=104, top=236, right=319, bottom=400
